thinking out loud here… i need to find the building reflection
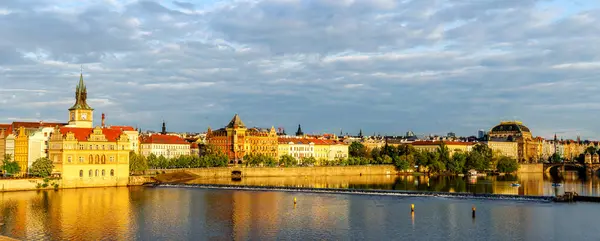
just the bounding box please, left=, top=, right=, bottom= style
left=0, top=188, right=133, bottom=240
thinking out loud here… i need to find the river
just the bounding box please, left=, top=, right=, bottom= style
left=185, top=171, right=600, bottom=197
left=1, top=172, right=600, bottom=240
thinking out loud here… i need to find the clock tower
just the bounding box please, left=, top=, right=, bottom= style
left=68, top=73, right=94, bottom=128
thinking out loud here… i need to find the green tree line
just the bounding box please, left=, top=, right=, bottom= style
left=129, top=151, right=229, bottom=173
left=2, top=154, right=54, bottom=178
left=349, top=142, right=519, bottom=174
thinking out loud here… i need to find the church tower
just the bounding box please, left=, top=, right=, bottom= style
left=68, top=72, right=94, bottom=128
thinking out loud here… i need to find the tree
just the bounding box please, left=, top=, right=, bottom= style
left=2, top=160, right=20, bottom=176
left=129, top=151, right=148, bottom=173
left=467, top=144, right=493, bottom=171
left=370, top=147, right=381, bottom=160
left=147, top=153, right=159, bottom=169
left=30, top=157, right=54, bottom=177
left=496, top=156, right=519, bottom=173
left=279, top=155, right=297, bottom=167
left=448, top=152, right=467, bottom=174
left=300, top=156, right=317, bottom=166
left=349, top=142, right=368, bottom=158
left=585, top=146, right=597, bottom=155
left=436, top=143, right=451, bottom=165
left=549, top=153, right=562, bottom=163
left=394, top=155, right=411, bottom=171
left=381, top=155, right=393, bottom=164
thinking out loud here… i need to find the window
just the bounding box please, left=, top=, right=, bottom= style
left=79, top=157, right=84, bottom=163
left=68, top=156, right=72, bottom=163
left=110, top=156, right=114, bottom=162
left=110, top=169, right=115, bottom=176
left=95, top=169, right=99, bottom=176
left=101, top=155, right=106, bottom=164
left=89, top=155, right=93, bottom=164
left=79, top=170, right=83, bottom=177
left=102, top=170, right=105, bottom=176
left=89, top=169, right=93, bottom=177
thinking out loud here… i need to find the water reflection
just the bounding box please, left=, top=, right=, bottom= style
left=186, top=172, right=600, bottom=197
left=1, top=187, right=600, bottom=240
left=0, top=188, right=133, bottom=240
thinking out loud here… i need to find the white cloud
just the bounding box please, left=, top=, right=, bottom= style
left=343, top=83, right=364, bottom=89
left=1, top=0, right=600, bottom=137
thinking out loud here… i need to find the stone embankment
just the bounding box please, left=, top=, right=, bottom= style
left=0, top=176, right=156, bottom=192
left=146, top=165, right=397, bottom=178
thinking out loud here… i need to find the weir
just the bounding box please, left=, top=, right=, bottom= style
left=153, top=183, right=555, bottom=202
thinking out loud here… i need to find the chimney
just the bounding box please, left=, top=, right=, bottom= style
left=102, top=113, right=106, bottom=128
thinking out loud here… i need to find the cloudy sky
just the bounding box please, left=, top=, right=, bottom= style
left=1, top=0, right=600, bottom=139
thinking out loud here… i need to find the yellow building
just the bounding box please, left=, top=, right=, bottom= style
left=14, top=127, right=29, bottom=175
left=206, top=114, right=278, bottom=164
left=411, top=141, right=474, bottom=156
left=47, top=73, right=131, bottom=187
left=486, top=141, right=519, bottom=159
left=487, top=121, right=540, bottom=162
left=277, top=137, right=348, bottom=164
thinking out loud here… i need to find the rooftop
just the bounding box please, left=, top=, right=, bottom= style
left=141, top=134, right=188, bottom=145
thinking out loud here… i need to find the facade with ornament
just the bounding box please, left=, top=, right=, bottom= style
left=46, top=73, right=136, bottom=187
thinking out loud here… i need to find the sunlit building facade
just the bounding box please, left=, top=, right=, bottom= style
left=206, top=114, right=278, bottom=163
left=487, top=121, right=541, bottom=162
left=47, top=73, right=131, bottom=187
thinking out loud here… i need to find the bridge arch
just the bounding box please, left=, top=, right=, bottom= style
left=544, top=164, right=585, bottom=173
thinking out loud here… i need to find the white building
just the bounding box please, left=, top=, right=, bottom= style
left=27, top=127, right=55, bottom=169
left=140, top=134, right=191, bottom=159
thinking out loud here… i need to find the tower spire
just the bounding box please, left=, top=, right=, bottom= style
left=296, top=124, right=303, bottom=136
left=161, top=121, right=167, bottom=135
left=69, top=69, right=92, bottom=111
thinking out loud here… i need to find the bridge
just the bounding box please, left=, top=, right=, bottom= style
left=544, top=162, right=600, bottom=175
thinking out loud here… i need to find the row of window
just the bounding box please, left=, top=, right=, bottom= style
left=77, top=144, right=125, bottom=150
left=143, top=144, right=189, bottom=149
left=68, top=155, right=116, bottom=163
left=79, top=169, right=115, bottom=177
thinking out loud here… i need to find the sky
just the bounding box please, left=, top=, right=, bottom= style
left=1, top=0, right=600, bottom=139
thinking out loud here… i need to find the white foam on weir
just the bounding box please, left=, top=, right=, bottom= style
left=155, top=184, right=554, bottom=203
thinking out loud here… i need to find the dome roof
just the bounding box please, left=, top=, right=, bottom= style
left=490, top=121, right=530, bottom=133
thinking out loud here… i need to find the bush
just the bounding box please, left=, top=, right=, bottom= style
left=496, top=156, right=519, bottom=173
left=30, top=158, right=54, bottom=178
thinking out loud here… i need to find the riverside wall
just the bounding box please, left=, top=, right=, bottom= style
left=518, top=164, right=543, bottom=173
left=146, top=165, right=398, bottom=178
left=0, top=176, right=155, bottom=192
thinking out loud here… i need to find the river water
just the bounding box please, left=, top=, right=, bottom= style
left=186, top=171, right=600, bottom=197
left=1, top=172, right=600, bottom=240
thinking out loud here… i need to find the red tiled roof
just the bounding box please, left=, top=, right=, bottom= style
left=57, top=127, right=125, bottom=142
left=13, top=122, right=66, bottom=128
left=190, top=143, right=199, bottom=149
left=1, top=122, right=67, bottom=135
left=108, top=126, right=135, bottom=131
left=141, top=134, right=188, bottom=144
left=411, top=141, right=475, bottom=146
left=278, top=138, right=344, bottom=145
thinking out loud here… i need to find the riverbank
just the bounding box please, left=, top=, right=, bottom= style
left=146, top=165, right=397, bottom=178
left=0, top=176, right=155, bottom=192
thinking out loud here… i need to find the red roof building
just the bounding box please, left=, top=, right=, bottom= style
left=140, top=134, right=191, bottom=158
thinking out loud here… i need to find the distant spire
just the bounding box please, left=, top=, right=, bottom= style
left=161, top=121, right=167, bottom=135
left=69, top=68, right=92, bottom=111
left=296, top=124, right=304, bottom=136
left=359, top=129, right=363, bottom=137
left=227, top=114, right=246, bottom=128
